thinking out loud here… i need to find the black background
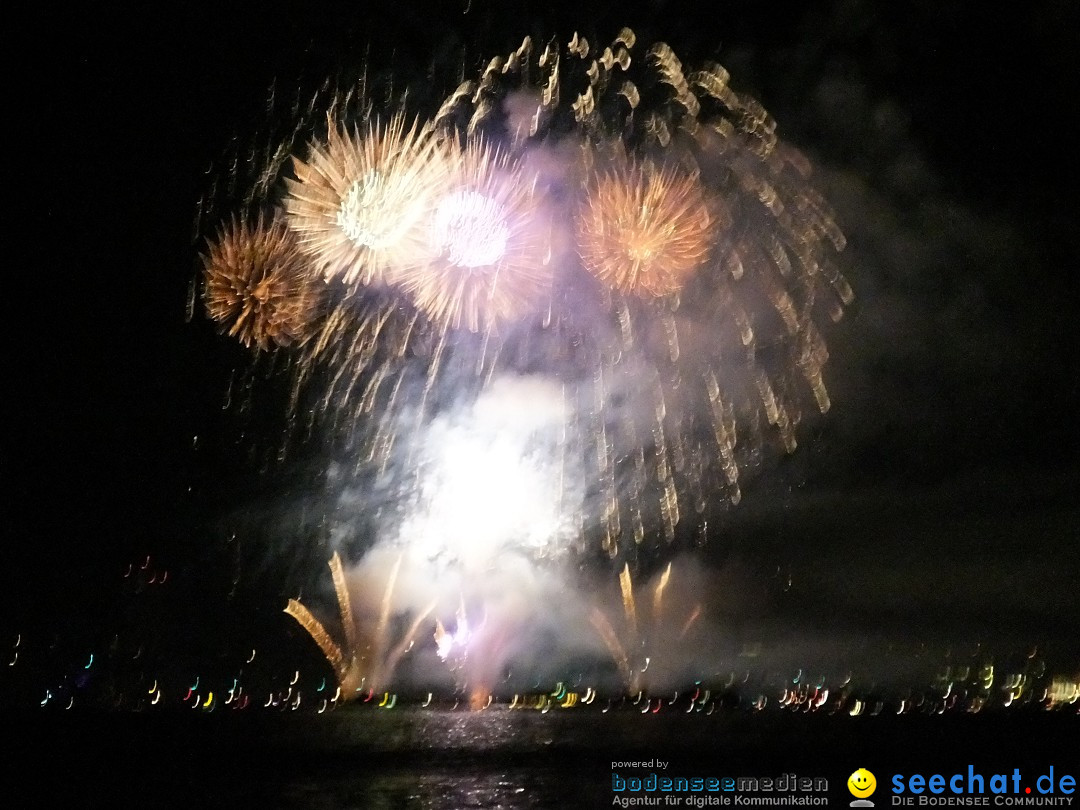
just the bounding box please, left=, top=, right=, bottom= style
left=6, top=0, right=1079, bottom=691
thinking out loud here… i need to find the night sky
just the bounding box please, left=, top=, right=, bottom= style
left=6, top=0, right=1079, bottom=699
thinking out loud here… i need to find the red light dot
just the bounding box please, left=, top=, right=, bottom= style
left=1026, top=788, right=1031, bottom=794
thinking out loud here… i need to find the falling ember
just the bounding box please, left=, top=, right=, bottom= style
left=201, top=213, right=322, bottom=350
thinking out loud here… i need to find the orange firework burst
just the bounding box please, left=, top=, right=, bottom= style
left=394, top=139, right=552, bottom=332
left=578, top=156, right=712, bottom=297
left=201, top=213, right=322, bottom=350
left=283, top=112, right=449, bottom=287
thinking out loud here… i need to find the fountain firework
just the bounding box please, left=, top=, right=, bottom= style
left=590, top=563, right=704, bottom=693
left=284, top=552, right=434, bottom=697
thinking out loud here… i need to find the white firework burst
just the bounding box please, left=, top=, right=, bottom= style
left=283, top=112, right=451, bottom=287
left=394, top=139, right=553, bottom=333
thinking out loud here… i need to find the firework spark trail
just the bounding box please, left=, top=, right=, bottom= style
left=284, top=553, right=363, bottom=694
left=378, top=600, right=438, bottom=689
left=283, top=598, right=346, bottom=675
left=652, top=562, right=672, bottom=630
left=679, top=604, right=703, bottom=640
left=371, top=553, right=403, bottom=688
left=329, top=551, right=359, bottom=662
left=619, top=562, right=638, bottom=639
left=590, top=606, right=633, bottom=687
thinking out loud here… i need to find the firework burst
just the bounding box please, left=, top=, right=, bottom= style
left=283, top=112, right=449, bottom=287
left=203, top=28, right=853, bottom=568
left=439, top=30, right=853, bottom=553
left=201, top=213, right=322, bottom=351
left=395, top=139, right=553, bottom=333
left=578, top=154, right=711, bottom=298
left=194, top=30, right=865, bottom=697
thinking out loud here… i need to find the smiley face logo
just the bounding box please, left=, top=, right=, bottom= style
left=848, top=768, right=877, bottom=798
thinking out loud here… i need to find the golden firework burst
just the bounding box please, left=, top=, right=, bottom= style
left=394, top=139, right=552, bottom=332
left=283, top=112, right=450, bottom=287
left=578, top=156, right=712, bottom=297
left=201, top=213, right=322, bottom=350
